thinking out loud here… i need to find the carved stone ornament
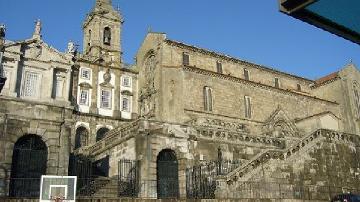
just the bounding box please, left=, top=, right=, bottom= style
left=103, top=68, right=111, bottom=83
left=262, top=106, right=299, bottom=138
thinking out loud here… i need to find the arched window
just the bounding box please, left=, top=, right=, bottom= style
left=10, top=135, right=47, bottom=197
left=96, top=127, right=110, bottom=142
left=203, top=86, right=213, bottom=111
left=88, top=29, right=92, bottom=46
left=103, top=27, right=111, bottom=45
left=74, top=126, right=89, bottom=149
left=157, top=149, right=179, bottom=198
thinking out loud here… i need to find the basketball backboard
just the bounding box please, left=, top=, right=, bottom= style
left=40, top=175, right=77, bottom=202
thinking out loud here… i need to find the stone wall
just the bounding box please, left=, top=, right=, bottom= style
left=161, top=40, right=313, bottom=94
left=0, top=97, right=73, bottom=178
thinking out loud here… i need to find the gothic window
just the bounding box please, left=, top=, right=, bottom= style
left=297, top=84, right=302, bottom=91
left=353, top=82, right=360, bottom=118
left=79, top=90, right=89, bottom=105
left=96, top=127, right=110, bottom=142
left=275, top=78, right=280, bottom=88
left=22, top=71, right=40, bottom=98
left=244, top=68, right=249, bottom=80
left=122, top=96, right=131, bottom=112
left=144, top=54, right=156, bottom=87
left=122, top=76, right=132, bottom=87
left=216, top=61, right=223, bottom=74
left=203, top=86, right=213, bottom=112
left=244, top=96, right=252, bottom=118
left=103, top=27, right=111, bottom=45
left=100, top=89, right=112, bottom=109
left=81, top=68, right=91, bottom=80
left=182, top=52, right=189, bottom=66
left=75, top=126, right=89, bottom=149
left=88, top=30, right=92, bottom=46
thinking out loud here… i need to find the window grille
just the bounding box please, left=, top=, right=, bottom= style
left=204, top=87, right=213, bottom=111
left=23, top=71, right=40, bottom=97
left=81, top=68, right=91, bottom=80
left=122, top=76, right=131, bottom=87
left=245, top=96, right=252, bottom=118
left=79, top=90, right=89, bottom=105
left=101, top=89, right=111, bottom=108
left=122, top=96, right=131, bottom=112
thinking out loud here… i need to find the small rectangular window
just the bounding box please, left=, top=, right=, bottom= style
left=216, top=62, right=223, bottom=74
left=23, top=71, right=40, bottom=97
left=122, top=96, right=131, bottom=112
left=81, top=68, right=91, bottom=80
left=297, top=84, right=302, bottom=91
left=275, top=78, right=280, bottom=88
left=183, top=52, right=190, bottom=66
left=100, top=89, right=111, bottom=109
left=204, top=86, right=213, bottom=111
left=244, top=96, right=252, bottom=119
left=244, top=69, right=249, bottom=80
left=122, top=76, right=132, bottom=87
left=79, top=90, right=89, bottom=105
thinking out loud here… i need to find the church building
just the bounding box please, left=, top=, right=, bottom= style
left=0, top=0, right=359, bottom=200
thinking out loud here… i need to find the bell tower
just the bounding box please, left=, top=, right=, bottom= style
left=83, top=0, right=123, bottom=64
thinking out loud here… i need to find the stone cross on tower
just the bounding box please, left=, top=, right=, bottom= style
left=32, top=19, right=42, bottom=40
left=96, top=0, right=112, bottom=9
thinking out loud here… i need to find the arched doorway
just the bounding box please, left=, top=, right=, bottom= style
left=10, top=134, right=47, bottom=197
left=157, top=149, right=179, bottom=198
left=96, top=127, right=110, bottom=142
left=75, top=126, right=89, bottom=149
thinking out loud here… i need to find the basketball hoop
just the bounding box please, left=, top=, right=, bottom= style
left=50, top=195, right=66, bottom=202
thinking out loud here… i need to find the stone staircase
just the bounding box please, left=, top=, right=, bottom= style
left=218, top=129, right=360, bottom=184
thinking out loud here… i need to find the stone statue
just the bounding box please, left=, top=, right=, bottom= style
left=103, top=68, right=111, bottom=83
left=0, top=24, right=5, bottom=39
left=67, top=41, right=76, bottom=54
left=32, top=19, right=42, bottom=39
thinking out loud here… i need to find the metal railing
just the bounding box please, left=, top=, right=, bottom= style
left=1, top=178, right=359, bottom=200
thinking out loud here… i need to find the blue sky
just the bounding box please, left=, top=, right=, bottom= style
left=0, top=0, right=359, bottom=80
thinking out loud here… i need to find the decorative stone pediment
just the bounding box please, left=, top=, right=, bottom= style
left=121, top=90, right=133, bottom=96
left=262, top=106, right=299, bottom=138
left=79, top=82, right=92, bottom=89
left=99, top=82, right=114, bottom=89
left=14, top=40, right=72, bottom=65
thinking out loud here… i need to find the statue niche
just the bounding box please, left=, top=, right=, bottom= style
left=139, top=54, right=157, bottom=118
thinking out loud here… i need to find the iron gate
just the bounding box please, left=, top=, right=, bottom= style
left=118, top=159, right=140, bottom=197
left=9, top=135, right=48, bottom=197
left=157, top=149, right=179, bottom=199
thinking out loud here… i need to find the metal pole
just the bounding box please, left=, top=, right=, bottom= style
left=0, top=24, right=6, bottom=93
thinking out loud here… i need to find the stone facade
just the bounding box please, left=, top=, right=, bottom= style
left=0, top=0, right=360, bottom=200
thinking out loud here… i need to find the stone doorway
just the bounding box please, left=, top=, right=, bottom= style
left=9, top=134, right=47, bottom=197
left=156, top=149, right=179, bottom=199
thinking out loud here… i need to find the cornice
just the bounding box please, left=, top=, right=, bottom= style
left=183, top=65, right=338, bottom=105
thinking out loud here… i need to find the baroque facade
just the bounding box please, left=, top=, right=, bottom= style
left=0, top=0, right=360, bottom=200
